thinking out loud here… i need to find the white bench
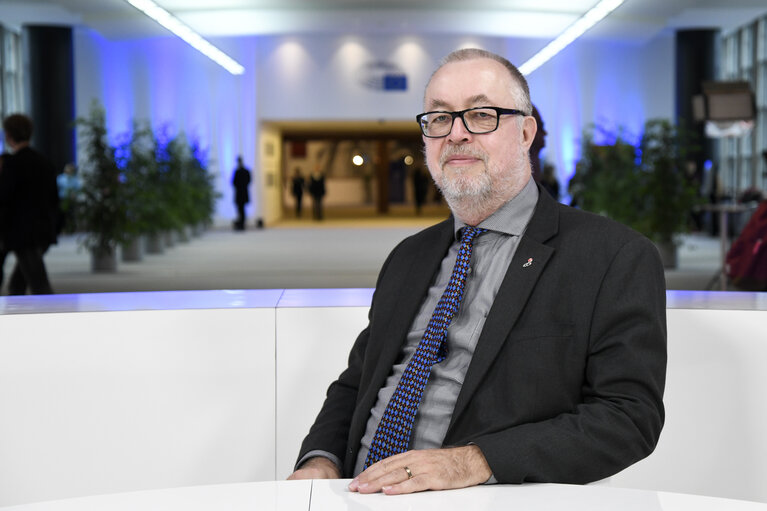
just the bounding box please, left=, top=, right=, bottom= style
left=0, top=289, right=765, bottom=506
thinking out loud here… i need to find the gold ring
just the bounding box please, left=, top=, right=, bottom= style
left=403, top=466, right=413, bottom=479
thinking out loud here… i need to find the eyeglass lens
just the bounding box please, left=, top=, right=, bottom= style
left=421, top=108, right=499, bottom=136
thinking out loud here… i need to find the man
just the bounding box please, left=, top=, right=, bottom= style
left=0, top=114, right=58, bottom=295
left=290, top=167, right=305, bottom=218
left=231, top=156, right=251, bottom=231
left=289, top=49, right=666, bottom=495
left=308, top=166, right=326, bottom=221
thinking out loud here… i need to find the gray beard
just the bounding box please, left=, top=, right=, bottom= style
left=433, top=147, right=510, bottom=221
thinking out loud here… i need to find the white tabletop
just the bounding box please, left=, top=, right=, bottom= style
left=2, top=480, right=766, bottom=511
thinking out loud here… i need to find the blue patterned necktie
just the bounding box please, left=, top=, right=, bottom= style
left=364, top=225, right=485, bottom=468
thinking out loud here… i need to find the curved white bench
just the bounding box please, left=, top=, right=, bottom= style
left=0, top=290, right=765, bottom=506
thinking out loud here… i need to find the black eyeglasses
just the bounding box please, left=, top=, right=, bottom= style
left=416, top=106, right=527, bottom=138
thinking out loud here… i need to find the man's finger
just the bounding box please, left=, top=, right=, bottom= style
left=356, top=463, right=414, bottom=494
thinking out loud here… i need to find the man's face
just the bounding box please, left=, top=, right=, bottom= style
left=422, top=58, right=536, bottom=208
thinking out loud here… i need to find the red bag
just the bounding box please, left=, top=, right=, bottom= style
left=726, top=201, right=767, bottom=291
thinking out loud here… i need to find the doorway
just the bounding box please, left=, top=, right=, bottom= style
left=266, top=120, right=449, bottom=221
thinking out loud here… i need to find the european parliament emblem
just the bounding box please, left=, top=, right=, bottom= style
left=359, top=61, right=408, bottom=92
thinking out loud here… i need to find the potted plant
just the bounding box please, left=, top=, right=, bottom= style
left=75, top=100, right=129, bottom=272
left=185, top=138, right=217, bottom=234
left=571, top=124, right=642, bottom=228
left=635, top=119, right=700, bottom=266
left=155, top=131, right=217, bottom=240
left=572, top=119, right=701, bottom=267
left=117, top=124, right=165, bottom=257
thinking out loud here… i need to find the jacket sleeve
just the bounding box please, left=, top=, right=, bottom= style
left=472, top=236, right=667, bottom=484
left=294, top=245, right=400, bottom=465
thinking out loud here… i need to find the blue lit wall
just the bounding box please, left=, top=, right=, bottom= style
left=74, top=29, right=258, bottom=225
left=74, top=29, right=675, bottom=221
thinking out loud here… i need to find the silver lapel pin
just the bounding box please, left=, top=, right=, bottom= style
left=523, top=258, right=533, bottom=268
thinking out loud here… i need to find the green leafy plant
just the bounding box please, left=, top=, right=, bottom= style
left=572, top=119, right=701, bottom=245
left=635, top=119, right=701, bottom=244
left=116, top=123, right=164, bottom=237
left=75, top=100, right=129, bottom=253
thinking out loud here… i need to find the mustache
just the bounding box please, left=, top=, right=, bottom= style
left=439, top=145, right=488, bottom=167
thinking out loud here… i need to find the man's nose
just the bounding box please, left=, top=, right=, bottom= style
left=447, top=115, right=472, bottom=142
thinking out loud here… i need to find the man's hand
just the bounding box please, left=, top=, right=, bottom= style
left=287, top=456, right=342, bottom=480
left=347, top=445, right=492, bottom=495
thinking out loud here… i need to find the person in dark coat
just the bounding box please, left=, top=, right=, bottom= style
left=412, top=166, right=429, bottom=215
left=308, top=169, right=326, bottom=221
left=528, top=105, right=547, bottom=183
left=291, top=167, right=305, bottom=218
left=231, top=156, right=251, bottom=231
left=0, top=114, right=58, bottom=295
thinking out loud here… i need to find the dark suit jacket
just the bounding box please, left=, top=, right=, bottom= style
left=298, top=187, right=667, bottom=484
left=0, top=147, right=59, bottom=251
left=232, top=166, right=251, bottom=205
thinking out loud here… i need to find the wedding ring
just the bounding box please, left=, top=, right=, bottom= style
left=403, top=466, right=413, bottom=479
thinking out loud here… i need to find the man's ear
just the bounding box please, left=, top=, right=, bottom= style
left=521, top=116, right=537, bottom=150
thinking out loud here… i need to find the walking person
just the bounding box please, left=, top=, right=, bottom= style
left=309, top=168, right=326, bottom=221
left=291, top=167, right=305, bottom=218
left=231, top=156, right=251, bottom=231
left=0, top=114, right=58, bottom=295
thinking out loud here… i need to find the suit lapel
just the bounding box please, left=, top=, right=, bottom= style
left=447, top=189, right=560, bottom=434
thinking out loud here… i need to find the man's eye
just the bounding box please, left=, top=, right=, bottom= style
left=432, top=114, right=451, bottom=124
left=470, top=111, right=493, bottom=119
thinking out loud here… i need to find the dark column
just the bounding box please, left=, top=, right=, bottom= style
left=23, top=25, right=75, bottom=173
left=675, top=29, right=718, bottom=172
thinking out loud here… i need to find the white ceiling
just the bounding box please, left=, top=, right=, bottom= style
left=2, top=0, right=767, bottom=43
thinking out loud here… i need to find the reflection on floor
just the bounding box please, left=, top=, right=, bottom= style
left=2, top=217, right=724, bottom=295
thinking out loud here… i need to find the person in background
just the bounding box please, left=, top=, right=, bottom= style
left=308, top=167, right=326, bottom=221
left=528, top=105, right=547, bottom=183
left=0, top=114, right=58, bottom=295
left=540, top=161, right=560, bottom=201
left=412, top=166, right=429, bottom=215
left=291, top=167, right=305, bottom=218
left=231, top=155, right=251, bottom=231
left=57, top=162, right=81, bottom=234
left=289, top=48, right=666, bottom=495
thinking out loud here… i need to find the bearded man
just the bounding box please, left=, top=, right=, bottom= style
left=288, top=48, right=667, bottom=496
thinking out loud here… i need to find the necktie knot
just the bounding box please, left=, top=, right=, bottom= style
left=461, top=225, right=485, bottom=241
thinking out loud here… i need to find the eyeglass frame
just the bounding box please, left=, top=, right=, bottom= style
left=415, top=106, right=527, bottom=138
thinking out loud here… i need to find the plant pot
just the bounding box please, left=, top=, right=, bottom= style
left=176, top=226, right=190, bottom=243
left=121, top=237, right=144, bottom=262
left=164, top=230, right=176, bottom=248
left=91, top=246, right=117, bottom=273
left=654, top=240, right=678, bottom=269
left=145, top=233, right=164, bottom=254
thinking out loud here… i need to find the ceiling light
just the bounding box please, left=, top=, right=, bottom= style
left=124, top=0, right=245, bottom=75
left=518, top=0, right=624, bottom=76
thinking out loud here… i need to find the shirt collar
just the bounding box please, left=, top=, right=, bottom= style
left=453, top=177, right=539, bottom=239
